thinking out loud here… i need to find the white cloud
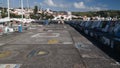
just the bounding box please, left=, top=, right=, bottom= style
left=74, top=2, right=86, bottom=9
left=85, top=0, right=94, bottom=2
left=41, top=0, right=105, bottom=11
left=89, top=7, right=101, bottom=11
left=43, top=0, right=68, bottom=8
left=74, top=2, right=103, bottom=11
left=44, top=0, right=57, bottom=7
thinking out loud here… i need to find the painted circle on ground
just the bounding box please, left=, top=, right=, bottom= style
left=0, top=64, right=21, bottom=68
left=5, top=65, right=10, bottom=68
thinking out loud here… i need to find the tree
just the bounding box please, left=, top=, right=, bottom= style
left=34, top=5, right=38, bottom=14
left=10, top=13, right=21, bottom=18
left=1, top=13, right=7, bottom=18
left=30, top=13, right=40, bottom=19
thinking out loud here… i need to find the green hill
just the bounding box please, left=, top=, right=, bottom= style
left=72, top=10, right=120, bottom=18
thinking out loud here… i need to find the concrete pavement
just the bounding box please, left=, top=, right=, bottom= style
left=0, top=24, right=120, bottom=68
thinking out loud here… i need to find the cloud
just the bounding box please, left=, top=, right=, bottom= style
left=44, top=0, right=57, bottom=7
left=44, top=0, right=66, bottom=8
left=85, top=0, right=94, bottom=2
left=74, top=2, right=103, bottom=11
left=74, top=2, right=86, bottom=9
left=88, top=7, right=101, bottom=11
left=41, top=0, right=105, bottom=11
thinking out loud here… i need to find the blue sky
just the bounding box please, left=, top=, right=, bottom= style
left=0, top=0, right=120, bottom=11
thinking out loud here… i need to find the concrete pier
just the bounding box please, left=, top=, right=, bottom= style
left=0, top=24, right=120, bottom=68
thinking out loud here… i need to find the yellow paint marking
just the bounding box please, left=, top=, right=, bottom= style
left=0, top=51, right=11, bottom=58
left=38, top=51, right=47, bottom=55
left=48, top=39, right=59, bottom=44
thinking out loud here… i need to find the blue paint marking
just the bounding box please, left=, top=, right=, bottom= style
left=27, top=50, right=36, bottom=58
left=75, top=43, right=82, bottom=48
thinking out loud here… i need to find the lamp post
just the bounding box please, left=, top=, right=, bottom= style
left=0, top=10, right=1, bottom=18
left=39, top=3, right=41, bottom=11
left=7, top=0, right=10, bottom=19
left=21, top=0, right=24, bottom=19
left=18, top=0, right=23, bottom=33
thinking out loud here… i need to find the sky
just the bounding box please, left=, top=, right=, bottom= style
left=0, top=0, right=120, bottom=11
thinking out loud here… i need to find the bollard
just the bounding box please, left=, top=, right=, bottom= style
left=18, top=24, right=22, bottom=32
left=45, top=20, right=49, bottom=25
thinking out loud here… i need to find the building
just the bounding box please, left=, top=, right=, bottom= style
left=52, top=11, right=72, bottom=21
left=10, top=8, right=33, bottom=18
